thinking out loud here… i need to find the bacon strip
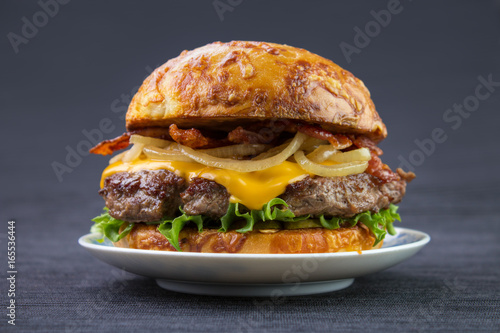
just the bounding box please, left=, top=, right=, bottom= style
left=352, top=136, right=383, bottom=156
left=366, top=153, right=400, bottom=183
left=168, top=124, right=227, bottom=149
left=296, top=124, right=352, bottom=149
left=170, top=122, right=285, bottom=148
left=349, top=135, right=400, bottom=183
left=89, top=133, right=130, bottom=156
left=396, top=168, right=416, bottom=183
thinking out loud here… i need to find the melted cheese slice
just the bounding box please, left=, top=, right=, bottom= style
left=101, top=158, right=312, bottom=210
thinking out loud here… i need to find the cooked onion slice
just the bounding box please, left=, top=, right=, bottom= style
left=179, top=132, right=307, bottom=172
left=300, top=137, right=328, bottom=153
left=199, top=144, right=270, bottom=158
left=328, top=148, right=371, bottom=163
left=294, top=150, right=368, bottom=177
left=251, top=140, right=291, bottom=160
left=129, top=134, right=172, bottom=148
left=306, top=145, right=338, bottom=163
left=122, top=143, right=145, bottom=163
left=306, top=146, right=371, bottom=163
left=109, top=151, right=127, bottom=164
left=143, top=146, right=194, bottom=162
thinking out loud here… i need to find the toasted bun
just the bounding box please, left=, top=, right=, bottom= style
left=114, top=224, right=382, bottom=254
left=126, top=41, right=387, bottom=141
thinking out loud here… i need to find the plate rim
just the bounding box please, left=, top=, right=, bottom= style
left=78, top=226, right=430, bottom=259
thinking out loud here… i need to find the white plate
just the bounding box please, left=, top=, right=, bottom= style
left=79, top=227, right=430, bottom=296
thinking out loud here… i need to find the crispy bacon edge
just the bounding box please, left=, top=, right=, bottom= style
left=351, top=136, right=407, bottom=184
left=89, top=133, right=130, bottom=156
left=168, top=124, right=228, bottom=149
left=296, top=123, right=353, bottom=149
left=352, top=135, right=383, bottom=156
left=365, top=153, right=400, bottom=183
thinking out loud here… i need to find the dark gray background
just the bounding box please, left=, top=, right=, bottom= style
left=1, top=0, right=499, bottom=332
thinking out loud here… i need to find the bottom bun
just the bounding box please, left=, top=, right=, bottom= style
left=114, top=224, right=382, bottom=254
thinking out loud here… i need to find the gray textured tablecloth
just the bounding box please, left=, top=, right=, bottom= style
left=1, top=0, right=499, bottom=331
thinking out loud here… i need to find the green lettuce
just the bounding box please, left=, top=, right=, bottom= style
left=91, top=201, right=401, bottom=251
left=157, top=198, right=308, bottom=250
left=157, top=208, right=205, bottom=251
left=340, top=204, right=401, bottom=246
left=90, top=208, right=133, bottom=242
left=317, top=204, right=401, bottom=246
left=219, top=198, right=309, bottom=233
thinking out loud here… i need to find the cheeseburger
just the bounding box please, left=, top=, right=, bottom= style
left=90, top=41, right=415, bottom=254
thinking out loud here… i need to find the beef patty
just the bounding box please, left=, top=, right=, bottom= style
left=280, top=174, right=405, bottom=218
left=180, top=177, right=230, bottom=218
left=99, top=170, right=186, bottom=222
left=100, top=170, right=407, bottom=222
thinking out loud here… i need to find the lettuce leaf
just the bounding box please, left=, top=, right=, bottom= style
left=90, top=208, right=133, bottom=243
left=318, top=204, right=401, bottom=246
left=353, top=204, right=401, bottom=246
left=379, top=204, right=401, bottom=236
left=157, top=208, right=205, bottom=251
left=220, top=198, right=309, bottom=233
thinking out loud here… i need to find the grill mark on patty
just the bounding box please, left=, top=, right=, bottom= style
left=99, top=170, right=186, bottom=222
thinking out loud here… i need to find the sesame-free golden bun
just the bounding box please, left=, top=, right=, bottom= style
left=114, top=224, right=382, bottom=254
left=126, top=41, right=387, bottom=141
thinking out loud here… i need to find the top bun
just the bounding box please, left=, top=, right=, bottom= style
left=126, top=41, right=387, bottom=141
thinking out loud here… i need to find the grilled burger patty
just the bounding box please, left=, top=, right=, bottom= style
left=281, top=173, right=406, bottom=218
left=98, top=170, right=186, bottom=222
left=99, top=169, right=407, bottom=222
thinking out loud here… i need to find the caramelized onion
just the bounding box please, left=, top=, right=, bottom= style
left=130, top=134, right=172, bottom=148
left=179, top=132, right=307, bottom=172
left=300, top=137, right=328, bottom=153
left=108, top=151, right=127, bottom=164
left=328, top=148, right=371, bottom=163
left=199, top=144, right=270, bottom=158
left=294, top=150, right=368, bottom=177
left=143, top=146, right=194, bottom=162
left=252, top=140, right=292, bottom=160
left=307, top=146, right=371, bottom=164
left=122, top=143, right=145, bottom=163
left=306, top=145, right=338, bottom=163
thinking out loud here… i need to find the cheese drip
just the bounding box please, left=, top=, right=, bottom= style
left=100, top=158, right=312, bottom=210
